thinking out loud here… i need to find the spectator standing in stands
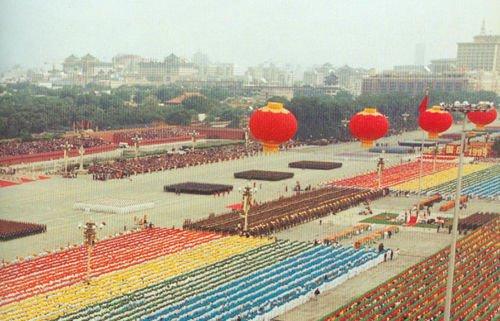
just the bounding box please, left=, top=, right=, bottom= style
left=314, top=288, right=320, bottom=299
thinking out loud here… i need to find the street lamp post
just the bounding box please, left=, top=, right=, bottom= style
left=432, top=142, right=439, bottom=172
left=401, top=113, right=410, bottom=133
left=415, top=130, right=427, bottom=218
left=240, top=115, right=250, bottom=151
left=61, top=141, right=73, bottom=174
left=78, top=145, right=86, bottom=173
left=134, top=214, right=149, bottom=230
left=131, top=134, right=142, bottom=160
left=244, top=128, right=250, bottom=151
left=190, top=131, right=199, bottom=151
left=438, top=101, right=495, bottom=321
left=377, top=153, right=385, bottom=189
left=239, top=185, right=257, bottom=233
left=78, top=221, right=104, bottom=283
left=341, top=119, right=349, bottom=142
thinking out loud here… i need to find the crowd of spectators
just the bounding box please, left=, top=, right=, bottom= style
left=88, top=143, right=262, bottom=181
left=0, top=219, right=47, bottom=241
left=184, top=187, right=384, bottom=236
left=0, top=137, right=111, bottom=157
left=113, top=127, right=192, bottom=143
left=0, top=167, right=16, bottom=175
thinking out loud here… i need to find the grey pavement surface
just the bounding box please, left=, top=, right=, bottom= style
left=1, top=129, right=430, bottom=260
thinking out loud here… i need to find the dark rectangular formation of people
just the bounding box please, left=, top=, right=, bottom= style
left=164, top=182, right=233, bottom=195
left=288, top=161, right=343, bottom=170
left=0, top=219, right=47, bottom=241
left=234, top=170, right=294, bottom=181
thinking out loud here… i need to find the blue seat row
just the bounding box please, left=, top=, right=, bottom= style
left=143, top=245, right=381, bottom=321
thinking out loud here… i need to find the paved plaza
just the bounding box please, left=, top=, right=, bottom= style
left=0, top=129, right=426, bottom=260
left=0, top=125, right=498, bottom=321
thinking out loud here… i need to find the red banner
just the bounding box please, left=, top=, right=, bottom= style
left=442, top=142, right=492, bottom=157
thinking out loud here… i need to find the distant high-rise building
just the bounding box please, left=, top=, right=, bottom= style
left=414, top=43, right=426, bottom=66
left=429, top=59, right=457, bottom=74
left=62, top=54, right=81, bottom=74
left=361, top=72, right=469, bottom=95
left=112, top=54, right=143, bottom=73
left=333, top=65, right=371, bottom=96
left=61, top=54, right=112, bottom=84
left=192, top=51, right=210, bottom=67
left=456, top=21, right=500, bottom=72
left=303, top=70, right=325, bottom=86
left=393, top=65, right=428, bottom=74
left=138, top=54, right=198, bottom=83
left=245, top=63, right=294, bottom=86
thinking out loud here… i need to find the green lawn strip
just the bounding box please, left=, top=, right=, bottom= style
left=360, top=213, right=448, bottom=229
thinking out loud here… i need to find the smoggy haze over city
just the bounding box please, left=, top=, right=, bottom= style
left=0, top=0, right=499, bottom=72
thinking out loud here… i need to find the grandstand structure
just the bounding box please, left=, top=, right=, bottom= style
left=421, top=164, right=500, bottom=199
left=329, top=160, right=457, bottom=189
left=322, top=217, right=499, bottom=321
left=0, top=228, right=386, bottom=321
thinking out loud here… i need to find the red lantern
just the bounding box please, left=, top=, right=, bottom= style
left=419, top=106, right=453, bottom=139
left=249, top=102, right=298, bottom=152
left=349, top=108, right=389, bottom=148
left=467, top=108, right=497, bottom=130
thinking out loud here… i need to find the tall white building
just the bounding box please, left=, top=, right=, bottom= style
left=456, top=21, right=500, bottom=72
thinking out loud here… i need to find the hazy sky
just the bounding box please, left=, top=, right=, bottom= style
left=1, top=0, right=499, bottom=72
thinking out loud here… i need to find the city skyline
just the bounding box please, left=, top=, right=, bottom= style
left=1, top=0, right=499, bottom=72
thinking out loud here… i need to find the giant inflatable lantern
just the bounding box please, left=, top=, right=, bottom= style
left=467, top=107, right=497, bottom=130
left=348, top=107, right=389, bottom=148
left=249, top=102, right=298, bottom=153
left=418, top=106, right=453, bottom=139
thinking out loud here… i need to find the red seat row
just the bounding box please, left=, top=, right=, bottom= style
left=0, top=228, right=222, bottom=306
left=330, top=161, right=455, bottom=189
left=324, top=218, right=499, bottom=321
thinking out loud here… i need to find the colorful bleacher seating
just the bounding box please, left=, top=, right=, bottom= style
left=323, top=218, right=499, bottom=321
left=330, top=161, right=456, bottom=189
left=0, top=228, right=386, bottom=321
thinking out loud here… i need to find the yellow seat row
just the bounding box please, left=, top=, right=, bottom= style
left=0, top=236, right=271, bottom=321
left=392, top=163, right=491, bottom=192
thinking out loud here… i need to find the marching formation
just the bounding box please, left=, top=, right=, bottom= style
left=184, top=187, right=384, bottom=235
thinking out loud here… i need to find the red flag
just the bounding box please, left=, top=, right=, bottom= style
left=226, top=203, right=243, bottom=211
left=418, top=90, right=429, bottom=114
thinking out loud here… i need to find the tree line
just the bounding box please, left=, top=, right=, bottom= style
left=0, top=82, right=497, bottom=140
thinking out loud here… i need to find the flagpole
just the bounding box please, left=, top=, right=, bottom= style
left=416, top=89, right=429, bottom=218
left=438, top=101, right=493, bottom=321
